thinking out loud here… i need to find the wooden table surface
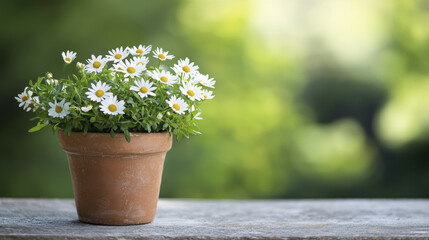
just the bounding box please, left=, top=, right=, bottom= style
left=1, top=198, right=429, bottom=239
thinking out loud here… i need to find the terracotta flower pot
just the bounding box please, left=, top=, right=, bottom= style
left=58, top=130, right=172, bottom=225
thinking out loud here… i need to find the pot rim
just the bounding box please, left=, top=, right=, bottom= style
left=58, top=130, right=173, bottom=155
left=58, top=129, right=171, bottom=136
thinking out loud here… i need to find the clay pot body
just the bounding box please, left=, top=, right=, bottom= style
left=58, top=130, right=172, bottom=225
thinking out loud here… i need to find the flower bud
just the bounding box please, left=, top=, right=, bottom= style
left=76, top=62, right=85, bottom=70
left=46, top=72, right=53, bottom=79
left=47, top=79, right=59, bottom=85
left=157, top=113, right=163, bottom=119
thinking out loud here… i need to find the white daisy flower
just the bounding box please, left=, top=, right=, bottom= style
left=130, top=79, right=156, bottom=99
left=166, top=95, right=188, bottom=115
left=201, top=89, right=215, bottom=100
left=85, top=81, right=113, bottom=102
left=85, top=55, right=107, bottom=73
left=129, top=44, right=152, bottom=56
left=157, top=113, right=163, bottom=120
left=131, top=56, right=150, bottom=68
left=193, top=73, right=216, bottom=88
left=114, top=59, right=144, bottom=78
left=81, top=105, right=93, bottom=112
left=48, top=99, right=71, bottom=118
left=100, top=95, right=125, bottom=115
left=180, top=82, right=203, bottom=101
left=152, top=47, right=174, bottom=61
left=150, top=69, right=178, bottom=86
left=172, top=58, right=199, bottom=77
left=24, top=96, right=40, bottom=112
left=62, top=50, right=77, bottom=64
left=106, top=47, right=129, bottom=63
left=15, top=87, right=33, bottom=108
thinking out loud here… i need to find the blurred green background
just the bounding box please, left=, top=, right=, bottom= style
left=1, top=0, right=429, bottom=199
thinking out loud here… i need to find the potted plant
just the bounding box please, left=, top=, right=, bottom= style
left=15, top=45, right=215, bottom=225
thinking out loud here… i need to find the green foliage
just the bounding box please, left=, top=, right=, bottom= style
left=28, top=123, right=48, bottom=133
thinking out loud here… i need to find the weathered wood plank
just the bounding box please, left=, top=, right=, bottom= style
left=1, top=199, right=429, bottom=239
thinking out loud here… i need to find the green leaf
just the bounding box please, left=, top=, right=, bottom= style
left=90, top=117, right=96, bottom=123
left=74, top=87, right=82, bottom=103
left=126, top=97, right=134, bottom=104
left=29, top=116, right=40, bottom=121
left=110, top=129, right=115, bottom=138
left=83, top=124, right=88, bottom=134
left=65, top=123, right=72, bottom=136
left=177, top=133, right=183, bottom=142
left=124, top=129, right=131, bottom=143
left=36, top=77, right=43, bottom=85
left=119, top=120, right=132, bottom=124
left=72, top=74, right=79, bottom=82
left=28, top=123, right=48, bottom=133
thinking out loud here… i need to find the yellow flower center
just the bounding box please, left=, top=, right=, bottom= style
left=117, top=67, right=124, bottom=71
left=140, top=86, right=148, bottom=93
left=65, top=57, right=71, bottom=62
left=173, top=104, right=180, bottom=111
left=127, top=67, right=136, bottom=73
left=55, top=106, right=63, bottom=113
left=187, top=90, right=195, bottom=97
left=158, top=54, right=166, bottom=60
left=114, top=53, right=122, bottom=59
left=93, top=61, right=101, bottom=68
left=21, top=96, right=28, bottom=101
left=204, top=95, right=207, bottom=99
left=136, top=49, right=143, bottom=54
left=182, top=66, right=191, bottom=73
left=137, top=62, right=145, bottom=66
left=108, top=104, right=117, bottom=112
left=160, top=76, right=168, bottom=82
left=95, top=89, right=104, bottom=97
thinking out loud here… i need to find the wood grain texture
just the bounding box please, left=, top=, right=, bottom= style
left=1, top=198, right=429, bottom=239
